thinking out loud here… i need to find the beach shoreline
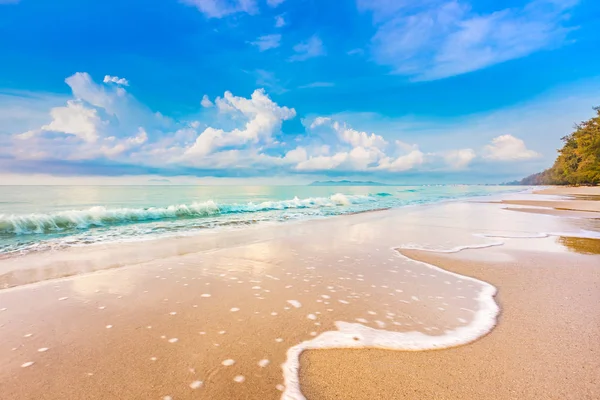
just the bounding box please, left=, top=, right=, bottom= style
left=0, top=187, right=599, bottom=399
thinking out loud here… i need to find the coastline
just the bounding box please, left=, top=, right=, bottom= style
left=1, top=187, right=599, bottom=399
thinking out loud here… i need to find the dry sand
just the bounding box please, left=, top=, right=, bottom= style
left=1, top=188, right=599, bottom=399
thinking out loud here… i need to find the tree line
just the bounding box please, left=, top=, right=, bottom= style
left=520, top=107, right=600, bottom=185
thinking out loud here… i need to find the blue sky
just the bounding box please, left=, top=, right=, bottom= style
left=1, top=0, right=599, bottom=184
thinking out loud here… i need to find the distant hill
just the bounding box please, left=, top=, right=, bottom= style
left=309, top=180, right=391, bottom=186
left=519, top=107, right=600, bottom=186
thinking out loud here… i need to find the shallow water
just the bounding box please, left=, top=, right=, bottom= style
left=0, top=185, right=524, bottom=255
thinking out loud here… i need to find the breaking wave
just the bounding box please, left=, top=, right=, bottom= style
left=0, top=194, right=376, bottom=235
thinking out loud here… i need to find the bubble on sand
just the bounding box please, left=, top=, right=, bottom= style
left=98, top=306, right=106, bottom=310
left=24, top=333, right=33, bottom=338
left=150, top=357, right=157, bottom=361
left=201, top=294, right=211, bottom=298
left=58, top=297, right=68, bottom=301
left=275, top=338, right=283, bottom=342
left=168, top=338, right=178, bottom=343
left=276, top=384, right=285, bottom=391
left=190, top=380, right=203, bottom=389
left=338, top=300, right=349, bottom=304
left=230, top=307, right=240, bottom=312
left=258, top=359, right=270, bottom=367
left=222, top=359, right=235, bottom=366
left=252, top=286, right=261, bottom=290
left=38, top=348, right=49, bottom=352
left=106, top=325, right=113, bottom=329
left=163, top=396, right=173, bottom=400
left=307, top=314, right=317, bottom=320
left=169, top=312, right=177, bottom=315
left=233, top=375, right=245, bottom=383
left=287, top=300, right=302, bottom=308
left=21, top=362, right=34, bottom=368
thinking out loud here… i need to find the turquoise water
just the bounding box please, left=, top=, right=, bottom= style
left=0, top=185, right=526, bottom=255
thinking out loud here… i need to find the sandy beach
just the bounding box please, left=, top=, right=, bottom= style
left=1, top=187, right=599, bottom=399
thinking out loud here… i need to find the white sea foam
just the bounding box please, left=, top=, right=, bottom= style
left=280, top=245, right=500, bottom=400
left=258, top=359, right=270, bottom=367
left=190, top=380, right=203, bottom=389
left=287, top=300, right=302, bottom=308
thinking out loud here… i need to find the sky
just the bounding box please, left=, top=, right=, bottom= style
left=0, top=0, right=599, bottom=185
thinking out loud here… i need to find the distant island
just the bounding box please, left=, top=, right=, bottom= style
left=309, top=180, right=391, bottom=186
left=519, top=107, right=599, bottom=186
left=148, top=178, right=171, bottom=183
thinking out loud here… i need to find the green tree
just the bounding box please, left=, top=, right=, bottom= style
left=521, top=107, right=600, bottom=185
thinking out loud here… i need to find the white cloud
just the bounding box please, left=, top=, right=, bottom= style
left=40, top=100, right=103, bottom=143
left=9, top=73, right=172, bottom=162
left=293, top=117, right=424, bottom=172
left=201, top=95, right=214, bottom=108
left=275, top=15, right=286, bottom=28
left=184, top=89, right=296, bottom=158
left=182, top=0, right=257, bottom=18
left=376, top=149, right=425, bottom=172
left=444, top=148, right=476, bottom=169
left=0, top=0, right=20, bottom=4
left=362, top=0, right=579, bottom=80
left=7, top=72, right=593, bottom=178
left=267, top=0, right=285, bottom=7
left=288, top=35, right=325, bottom=62
left=298, top=82, right=335, bottom=89
left=310, top=116, right=331, bottom=129
left=332, top=121, right=388, bottom=150
left=483, top=134, right=541, bottom=161
left=347, top=48, right=364, bottom=56
left=103, top=75, right=129, bottom=86
left=250, top=34, right=282, bottom=51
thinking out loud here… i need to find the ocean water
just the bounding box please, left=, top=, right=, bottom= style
left=0, top=185, right=525, bottom=255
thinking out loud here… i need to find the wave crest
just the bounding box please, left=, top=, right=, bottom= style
left=0, top=194, right=375, bottom=235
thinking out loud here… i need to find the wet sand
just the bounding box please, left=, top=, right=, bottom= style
left=1, top=190, right=600, bottom=399
left=300, top=242, right=600, bottom=400
left=534, top=186, right=600, bottom=197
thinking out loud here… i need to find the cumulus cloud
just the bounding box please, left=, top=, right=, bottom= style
left=267, top=0, right=285, bottom=7
left=360, top=0, right=579, bottom=80
left=183, top=89, right=296, bottom=158
left=11, top=73, right=169, bottom=162
left=444, top=148, right=476, bottom=169
left=250, top=34, right=282, bottom=51
left=483, top=134, right=541, bottom=161
left=288, top=35, right=325, bottom=62
left=182, top=0, right=257, bottom=18
left=5, top=72, right=554, bottom=178
left=292, top=117, right=423, bottom=172
left=103, top=75, right=129, bottom=86
left=201, top=95, right=214, bottom=108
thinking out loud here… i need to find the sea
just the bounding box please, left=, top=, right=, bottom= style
left=0, top=185, right=526, bottom=256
